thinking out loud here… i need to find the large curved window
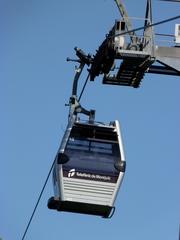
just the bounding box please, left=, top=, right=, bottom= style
left=64, top=137, right=120, bottom=175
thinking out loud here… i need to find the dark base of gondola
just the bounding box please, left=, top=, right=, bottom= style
left=48, top=197, right=115, bottom=218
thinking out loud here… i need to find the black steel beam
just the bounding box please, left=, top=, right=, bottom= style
left=148, top=65, right=180, bottom=76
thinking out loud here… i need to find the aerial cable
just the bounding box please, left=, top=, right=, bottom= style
left=78, top=73, right=90, bottom=102
left=112, top=15, right=180, bottom=38
left=21, top=159, right=56, bottom=240
left=21, top=63, right=89, bottom=240
left=21, top=69, right=89, bottom=240
left=20, top=13, right=180, bottom=240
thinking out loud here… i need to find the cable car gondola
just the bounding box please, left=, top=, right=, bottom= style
left=48, top=118, right=126, bottom=218
left=48, top=48, right=126, bottom=218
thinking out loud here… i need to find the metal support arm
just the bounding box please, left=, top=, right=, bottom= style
left=114, top=0, right=137, bottom=43
left=68, top=48, right=95, bottom=122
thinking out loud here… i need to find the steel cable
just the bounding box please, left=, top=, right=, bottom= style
left=21, top=159, right=56, bottom=240
left=20, top=13, right=180, bottom=240
left=112, top=15, right=180, bottom=38
left=78, top=73, right=90, bottom=102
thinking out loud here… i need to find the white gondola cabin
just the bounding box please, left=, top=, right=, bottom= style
left=48, top=119, right=126, bottom=218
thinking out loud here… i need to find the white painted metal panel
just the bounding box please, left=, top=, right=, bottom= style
left=63, top=177, right=116, bottom=205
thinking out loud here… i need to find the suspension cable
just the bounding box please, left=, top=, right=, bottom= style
left=78, top=73, right=90, bottom=102
left=112, top=15, right=180, bottom=38
left=20, top=73, right=90, bottom=240
left=20, top=13, right=180, bottom=240
left=20, top=75, right=90, bottom=240
left=21, top=159, right=56, bottom=240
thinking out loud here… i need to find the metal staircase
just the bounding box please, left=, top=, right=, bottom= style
left=103, top=54, right=153, bottom=88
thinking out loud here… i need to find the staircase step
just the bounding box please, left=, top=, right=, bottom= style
left=103, top=56, right=153, bottom=88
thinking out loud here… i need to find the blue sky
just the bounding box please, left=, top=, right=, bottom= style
left=1, top=0, right=180, bottom=239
